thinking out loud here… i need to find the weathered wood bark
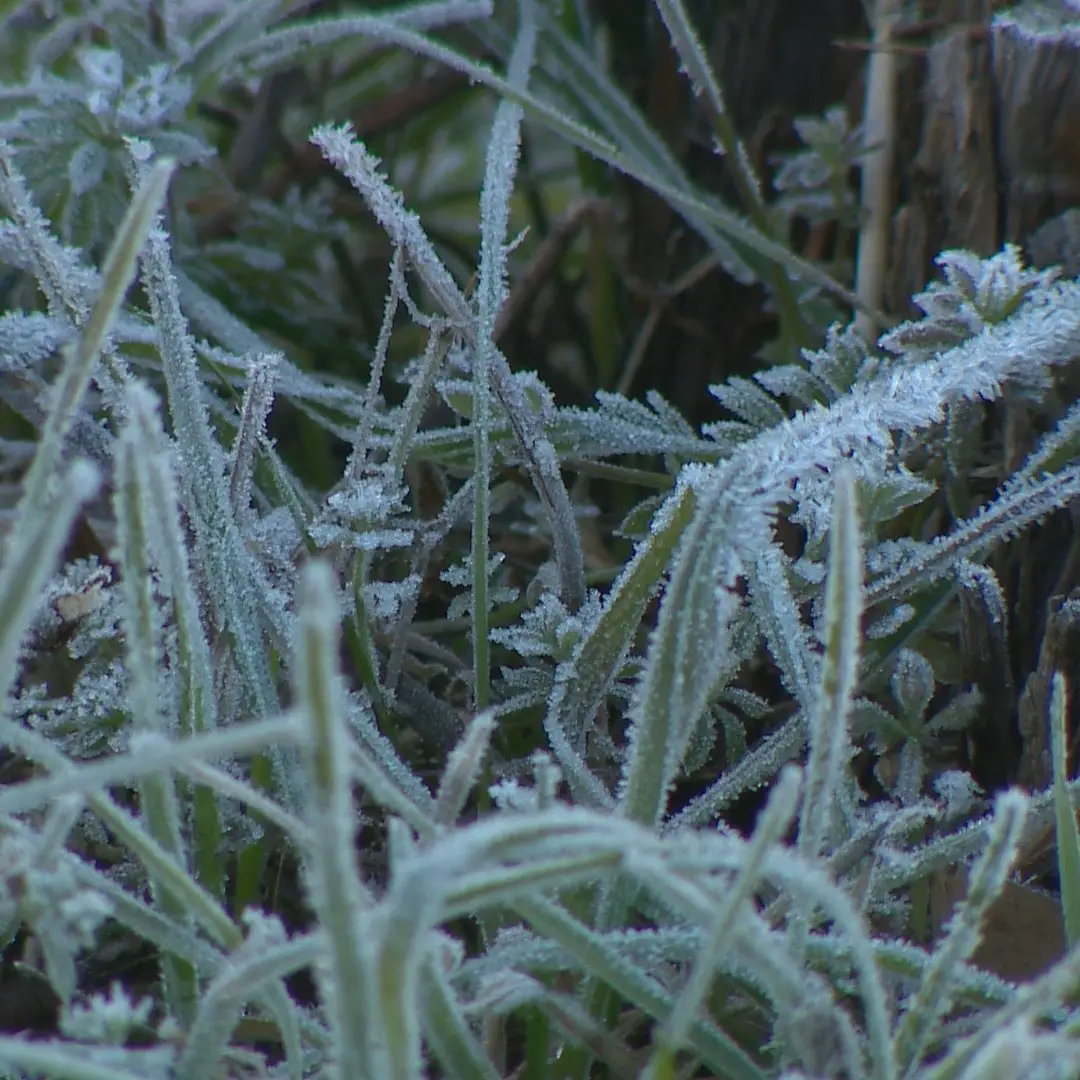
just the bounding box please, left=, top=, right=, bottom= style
left=886, top=0, right=1080, bottom=313
left=885, top=0, right=999, bottom=315
left=994, top=10, right=1080, bottom=245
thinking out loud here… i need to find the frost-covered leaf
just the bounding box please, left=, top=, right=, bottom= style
left=891, top=648, right=935, bottom=723
left=859, top=469, right=937, bottom=529
left=709, top=375, right=787, bottom=429
left=753, top=363, right=830, bottom=409
left=61, top=983, right=153, bottom=1045
left=0, top=830, right=112, bottom=1004
left=749, top=545, right=819, bottom=710
left=491, top=589, right=602, bottom=664
left=556, top=389, right=714, bottom=459
left=618, top=470, right=748, bottom=828
left=934, top=769, right=983, bottom=822
left=772, top=105, right=863, bottom=227
left=310, top=474, right=416, bottom=554
left=615, top=493, right=668, bottom=541
left=881, top=245, right=1060, bottom=361
left=0, top=310, right=72, bottom=370
left=442, top=552, right=519, bottom=620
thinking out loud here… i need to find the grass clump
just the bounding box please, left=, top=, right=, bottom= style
left=1, top=2, right=1080, bottom=1079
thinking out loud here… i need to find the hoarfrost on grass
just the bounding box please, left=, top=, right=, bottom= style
left=5, top=4, right=1080, bottom=1076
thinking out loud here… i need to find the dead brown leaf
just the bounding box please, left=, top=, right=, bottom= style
left=929, top=866, right=1066, bottom=982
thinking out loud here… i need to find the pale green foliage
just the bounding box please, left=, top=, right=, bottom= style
left=2, top=2, right=1080, bottom=1080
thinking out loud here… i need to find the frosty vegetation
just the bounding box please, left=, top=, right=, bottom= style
left=2, top=1, right=1080, bottom=1079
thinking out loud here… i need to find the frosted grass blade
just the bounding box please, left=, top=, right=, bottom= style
left=645, top=766, right=801, bottom=1075
left=650, top=0, right=806, bottom=344
left=310, top=123, right=585, bottom=612
left=115, top=398, right=197, bottom=1021
left=546, top=478, right=695, bottom=777
left=0, top=460, right=99, bottom=711
left=798, top=466, right=863, bottom=863
left=294, top=560, right=374, bottom=1080
left=293, top=23, right=867, bottom=311
left=0, top=157, right=167, bottom=710
left=0, top=1041, right=158, bottom=1080
left=0, top=715, right=242, bottom=953
left=893, top=790, right=1027, bottom=1076
left=7, top=155, right=174, bottom=515
left=421, top=954, right=502, bottom=1080
left=434, top=710, right=497, bottom=827
left=1051, top=672, right=1080, bottom=946
left=617, top=471, right=745, bottom=829
left=515, top=895, right=766, bottom=1080
left=472, top=8, right=534, bottom=707
left=229, top=353, right=279, bottom=521
left=750, top=545, right=818, bottom=711
left=179, top=759, right=311, bottom=848
left=668, top=711, right=807, bottom=830
left=924, top=946, right=1080, bottom=1080
left=124, top=383, right=223, bottom=895
left=0, top=716, right=300, bottom=817
left=175, top=919, right=313, bottom=1080
left=136, top=151, right=280, bottom=731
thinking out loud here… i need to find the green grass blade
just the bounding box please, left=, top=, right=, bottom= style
left=1051, top=671, right=1080, bottom=946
